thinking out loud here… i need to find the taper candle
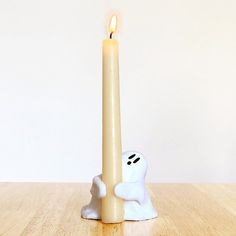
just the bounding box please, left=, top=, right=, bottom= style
left=101, top=15, right=124, bottom=223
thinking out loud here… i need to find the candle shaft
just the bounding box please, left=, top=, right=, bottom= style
left=101, top=39, right=124, bottom=223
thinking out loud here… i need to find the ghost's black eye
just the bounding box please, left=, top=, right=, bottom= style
left=133, top=157, right=140, bottom=163
left=127, top=161, right=132, bottom=165
left=128, top=154, right=136, bottom=159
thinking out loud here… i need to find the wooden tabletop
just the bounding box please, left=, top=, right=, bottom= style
left=0, top=183, right=235, bottom=236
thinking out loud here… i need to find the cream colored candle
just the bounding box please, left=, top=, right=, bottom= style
left=101, top=15, right=124, bottom=223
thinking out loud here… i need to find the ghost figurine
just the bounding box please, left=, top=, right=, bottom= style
left=81, top=151, right=158, bottom=221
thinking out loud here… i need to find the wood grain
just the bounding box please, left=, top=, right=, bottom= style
left=0, top=183, right=235, bottom=236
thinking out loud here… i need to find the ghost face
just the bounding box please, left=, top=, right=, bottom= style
left=122, top=151, right=147, bottom=182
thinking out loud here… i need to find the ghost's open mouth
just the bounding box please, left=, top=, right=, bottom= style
left=127, top=157, right=140, bottom=165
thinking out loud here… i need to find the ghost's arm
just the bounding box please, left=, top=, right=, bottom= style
left=114, top=182, right=145, bottom=204
left=90, top=174, right=106, bottom=198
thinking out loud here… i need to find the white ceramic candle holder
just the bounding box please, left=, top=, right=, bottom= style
left=81, top=151, right=158, bottom=221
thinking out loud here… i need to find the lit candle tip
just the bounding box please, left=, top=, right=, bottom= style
left=109, top=15, right=117, bottom=39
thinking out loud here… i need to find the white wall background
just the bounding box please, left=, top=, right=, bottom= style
left=0, top=0, right=235, bottom=182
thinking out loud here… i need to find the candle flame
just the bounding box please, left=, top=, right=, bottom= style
left=109, top=15, right=117, bottom=35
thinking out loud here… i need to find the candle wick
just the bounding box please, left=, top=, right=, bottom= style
left=109, top=32, right=113, bottom=39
